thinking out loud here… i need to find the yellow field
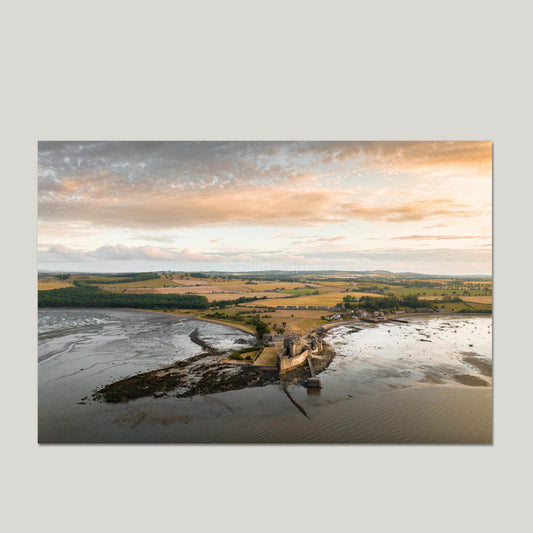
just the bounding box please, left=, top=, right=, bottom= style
left=115, top=286, right=287, bottom=301
left=107, top=277, right=313, bottom=297
left=103, top=278, right=179, bottom=288
left=242, top=291, right=383, bottom=308
left=170, top=276, right=304, bottom=290
left=238, top=281, right=318, bottom=291
left=234, top=307, right=329, bottom=335
left=205, top=292, right=286, bottom=301
left=118, top=286, right=204, bottom=294
left=314, top=281, right=359, bottom=288
left=38, top=279, right=74, bottom=290
left=462, top=296, right=493, bottom=304
left=170, top=277, right=216, bottom=286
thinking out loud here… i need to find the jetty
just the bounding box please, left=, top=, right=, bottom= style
left=305, top=356, right=321, bottom=388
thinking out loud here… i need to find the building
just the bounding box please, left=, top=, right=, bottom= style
left=277, top=334, right=324, bottom=372
left=263, top=333, right=300, bottom=344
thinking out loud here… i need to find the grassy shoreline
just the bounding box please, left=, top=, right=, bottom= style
left=134, top=308, right=258, bottom=336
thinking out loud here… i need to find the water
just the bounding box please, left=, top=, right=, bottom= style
left=38, top=310, right=492, bottom=443
left=322, top=316, right=492, bottom=396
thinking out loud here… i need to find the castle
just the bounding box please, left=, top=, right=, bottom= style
left=275, top=333, right=323, bottom=372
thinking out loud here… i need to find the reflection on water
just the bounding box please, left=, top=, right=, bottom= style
left=322, top=316, right=492, bottom=396
left=38, top=310, right=492, bottom=443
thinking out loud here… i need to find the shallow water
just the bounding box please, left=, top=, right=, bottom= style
left=323, top=316, right=492, bottom=395
left=38, top=310, right=492, bottom=443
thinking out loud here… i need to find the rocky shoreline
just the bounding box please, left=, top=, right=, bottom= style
left=93, top=328, right=337, bottom=403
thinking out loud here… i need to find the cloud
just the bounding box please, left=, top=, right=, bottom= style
left=301, top=247, right=492, bottom=268
left=38, top=141, right=314, bottom=193
left=38, top=141, right=491, bottom=231
left=39, top=181, right=483, bottom=230
left=340, top=199, right=482, bottom=222
left=392, top=235, right=489, bottom=241
left=292, top=236, right=347, bottom=245
left=39, top=187, right=346, bottom=229
left=38, top=140, right=491, bottom=173
left=352, top=141, right=492, bottom=178
left=39, top=245, right=92, bottom=263
left=39, top=244, right=229, bottom=264
left=424, top=223, right=448, bottom=229
left=89, top=244, right=175, bottom=261
left=39, top=243, right=491, bottom=268
left=38, top=141, right=492, bottom=198
left=37, top=142, right=492, bottom=275
left=38, top=244, right=326, bottom=266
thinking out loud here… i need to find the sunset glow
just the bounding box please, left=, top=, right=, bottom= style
left=38, top=141, right=492, bottom=274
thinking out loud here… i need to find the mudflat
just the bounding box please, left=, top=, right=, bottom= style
left=39, top=310, right=492, bottom=444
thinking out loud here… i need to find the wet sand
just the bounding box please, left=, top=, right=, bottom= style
left=39, top=309, right=492, bottom=444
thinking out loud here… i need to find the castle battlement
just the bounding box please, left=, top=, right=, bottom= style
left=277, top=334, right=323, bottom=372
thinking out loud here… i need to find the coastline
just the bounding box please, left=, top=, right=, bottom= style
left=136, top=308, right=258, bottom=336
left=319, top=311, right=492, bottom=335
left=39, top=306, right=259, bottom=337
left=40, top=308, right=492, bottom=405
left=39, top=305, right=491, bottom=341
left=39, top=309, right=492, bottom=443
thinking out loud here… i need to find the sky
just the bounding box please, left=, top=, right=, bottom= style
left=38, top=141, right=492, bottom=275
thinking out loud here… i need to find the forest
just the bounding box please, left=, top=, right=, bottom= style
left=38, top=284, right=209, bottom=310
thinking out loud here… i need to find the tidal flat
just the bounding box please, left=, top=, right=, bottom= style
left=38, top=309, right=492, bottom=443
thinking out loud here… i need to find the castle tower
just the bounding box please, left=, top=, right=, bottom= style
left=290, top=340, right=303, bottom=357
left=284, top=337, right=303, bottom=357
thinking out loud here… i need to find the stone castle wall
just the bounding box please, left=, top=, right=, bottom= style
left=278, top=348, right=311, bottom=373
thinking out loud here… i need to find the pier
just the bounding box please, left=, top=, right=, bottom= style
left=305, top=356, right=321, bottom=388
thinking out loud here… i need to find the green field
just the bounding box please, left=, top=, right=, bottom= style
left=394, top=288, right=490, bottom=297
left=254, top=346, right=279, bottom=366
left=103, top=277, right=179, bottom=288
left=280, top=288, right=325, bottom=296
left=38, top=271, right=491, bottom=336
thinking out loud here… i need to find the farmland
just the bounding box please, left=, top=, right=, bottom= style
left=38, top=278, right=74, bottom=290
left=38, top=271, right=492, bottom=336
left=242, top=291, right=384, bottom=308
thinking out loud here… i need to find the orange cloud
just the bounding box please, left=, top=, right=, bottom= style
left=38, top=142, right=492, bottom=232
left=292, top=236, right=347, bottom=245
left=393, top=235, right=489, bottom=241
left=39, top=187, right=347, bottom=229
left=340, top=199, right=483, bottom=222
left=320, top=141, right=492, bottom=178
left=39, top=183, right=486, bottom=229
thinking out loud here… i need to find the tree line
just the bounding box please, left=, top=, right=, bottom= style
left=341, top=294, right=426, bottom=312
left=214, top=296, right=268, bottom=308
left=82, top=272, right=161, bottom=284
left=38, top=284, right=209, bottom=310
